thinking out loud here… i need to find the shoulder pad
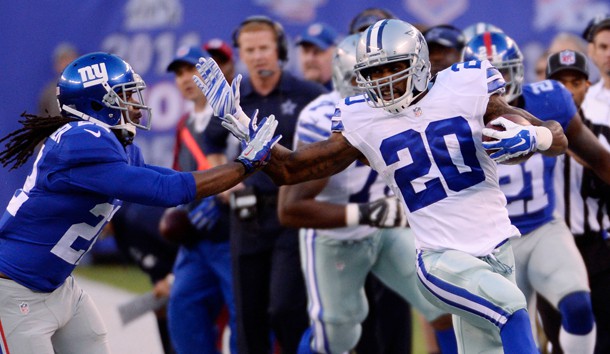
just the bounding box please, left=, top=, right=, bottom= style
left=59, top=122, right=127, bottom=165
left=437, top=60, right=506, bottom=97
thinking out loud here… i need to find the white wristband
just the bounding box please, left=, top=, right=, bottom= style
left=345, top=203, right=360, bottom=227
left=535, top=126, right=552, bottom=151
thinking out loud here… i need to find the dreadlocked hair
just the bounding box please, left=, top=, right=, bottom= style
left=0, top=112, right=78, bottom=171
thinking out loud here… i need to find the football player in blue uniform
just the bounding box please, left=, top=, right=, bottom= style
left=463, top=32, right=610, bottom=353
left=0, top=52, right=279, bottom=354
left=196, top=19, right=568, bottom=353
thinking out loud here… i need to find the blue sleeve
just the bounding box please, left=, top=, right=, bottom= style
left=145, top=164, right=179, bottom=175
left=523, top=80, right=576, bottom=131
left=61, top=162, right=196, bottom=207
left=125, top=143, right=145, bottom=166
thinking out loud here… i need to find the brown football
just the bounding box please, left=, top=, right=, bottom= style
left=159, top=207, right=197, bottom=245
left=483, top=113, right=534, bottom=165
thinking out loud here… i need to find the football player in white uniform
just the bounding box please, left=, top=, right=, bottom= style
left=277, top=34, right=455, bottom=354
left=463, top=34, right=610, bottom=353
left=195, top=19, right=568, bottom=353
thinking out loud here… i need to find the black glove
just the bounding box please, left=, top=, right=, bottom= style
left=355, top=196, right=408, bottom=228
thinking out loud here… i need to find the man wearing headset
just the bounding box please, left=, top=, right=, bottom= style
left=203, top=15, right=327, bottom=354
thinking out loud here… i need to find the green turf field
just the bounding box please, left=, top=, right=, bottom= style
left=76, top=264, right=429, bottom=353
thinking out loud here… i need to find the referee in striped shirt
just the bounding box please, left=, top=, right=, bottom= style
left=539, top=48, right=610, bottom=354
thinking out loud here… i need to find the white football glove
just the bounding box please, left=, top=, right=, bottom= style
left=236, top=114, right=282, bottom=174
left=221, top=110, right=260, bottom=143
left=482, top=117, right=552, bottom=164
left=347, top=196, right=408, bottom=228
left=193, top=57, right=251, bottom=140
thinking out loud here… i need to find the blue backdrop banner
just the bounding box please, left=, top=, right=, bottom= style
left=0, top=0, right=607, bottom=207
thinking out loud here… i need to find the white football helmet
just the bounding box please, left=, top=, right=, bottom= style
left=332, top=33, right=361, bottom=99
left=355, top=19, right=431, bottom=114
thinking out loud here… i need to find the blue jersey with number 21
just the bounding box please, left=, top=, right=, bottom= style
left=332, top=60, right=519, bottom=256
left=0, top=121, right=196, bottom=291
left=498, top=80, right=576, bottom=234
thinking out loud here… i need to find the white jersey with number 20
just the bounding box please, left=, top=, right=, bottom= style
left=332, top=59, right=519, bottom=256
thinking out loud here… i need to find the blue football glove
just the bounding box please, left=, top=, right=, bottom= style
left=193, top=57, right=251, bottom=141
left=235, top=114, right=282, bottom=174
left=188, top=196, right=220, bottom=231
left=482, top=117, right=540, bottom=164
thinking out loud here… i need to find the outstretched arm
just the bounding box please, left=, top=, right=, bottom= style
left=483, top=94, right=567, bottom=158
left=190, top=162, right=248, bottom=199
left=192, top=114, right=281, bottom=198
left=264, top=132, right=363, bottom=186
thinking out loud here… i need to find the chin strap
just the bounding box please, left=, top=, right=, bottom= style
left=61, top=105, right=136, bottom=142
left=61, top=105, right=111, bottom=127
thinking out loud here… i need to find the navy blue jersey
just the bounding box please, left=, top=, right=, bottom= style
left=0, top=121, right=196, bottom=291
left=500, top=80, right=576, bottom=234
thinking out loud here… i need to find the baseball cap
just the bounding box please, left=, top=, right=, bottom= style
left=423, top=25, right=465, bottom=51
left=349, top=8, right=396, bottom=34
left=203, top=38, right=233, bottom=62
left=546, top=50, right=589, bottom=80
left=166, top=45, right=207, bottom=72
left=295, top=23, right=339, bottom=50
left=583, top=14, right=610, bottom=42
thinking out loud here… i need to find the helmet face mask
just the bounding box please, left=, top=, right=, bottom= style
left=461, top=32, right=524, bottom=103
left=354, top=19, right=430, bottom=114
left=357, top=60, right=412, bottom=107
left=102, top=73, right=151, bottom=131
left=57, top=52, right=152, bottom=140
left=495, top=61, right=524, bottom=103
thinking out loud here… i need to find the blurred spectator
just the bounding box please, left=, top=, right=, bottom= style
left=581, top=15, right=610, bottom=353
left=423, top=24, right=465, bottom=76
left=534, top=50, right=551, bottom=82
left=203, top=15, right=327, bottom=354
left=295, top=22, right=339, bottom=90
left=348, top=7, right=396, bottom=34
left=538, top=51, right=593, bottom=353
left=163, top=43, right=239, bottom=354
left=38, top=42, right=78, bottom=116
left=204, top=38, right=236, bottom=83
left=547, top=32, right=600, bottom=83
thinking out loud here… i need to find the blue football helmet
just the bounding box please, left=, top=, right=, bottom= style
left=462, top=22, right=504, bottom=43
left=354, top=19, right=430, bottom=114
left=332, top=33, right=361, bottom=99
left=461, top=32, right=524, bottom=103
left=57, top=52, right=152, bottom=138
